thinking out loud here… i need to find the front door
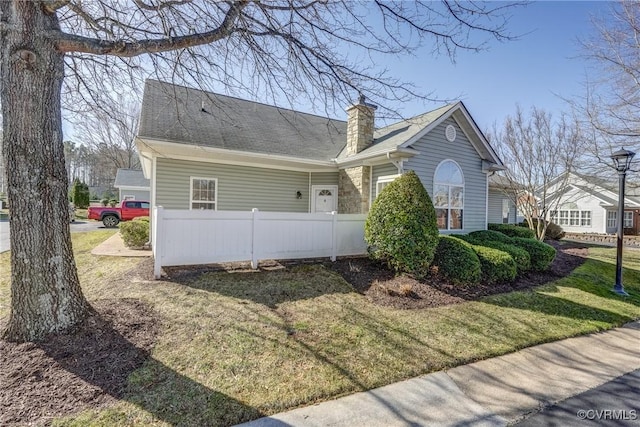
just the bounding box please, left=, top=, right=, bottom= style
left=312, top=185, right=337, bottom=213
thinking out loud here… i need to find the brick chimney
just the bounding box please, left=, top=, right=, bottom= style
left=345, top=94, right=376, bottom=156
left=339, top=95, right=376, bottom=214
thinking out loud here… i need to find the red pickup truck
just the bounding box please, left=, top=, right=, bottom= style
left=87, top=200, right=150, bottom=228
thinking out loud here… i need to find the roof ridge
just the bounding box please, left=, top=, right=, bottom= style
left=375, top=103, right=460, bottom=132
left=145, top=79, right=347, bottom=124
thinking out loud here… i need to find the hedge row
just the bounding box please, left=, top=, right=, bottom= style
left=433, top=236, right=517, bottom=285
left=432, top=236, right=482, bottom=285
left=432, top=229, right=556, bottom=285
left=488, top=223, right=535, bottom=239
left=459, top=234, right=530, bottom=274
left=472, top=244, right=517, bottom=284
left=511, top=237, right=556, bottom=271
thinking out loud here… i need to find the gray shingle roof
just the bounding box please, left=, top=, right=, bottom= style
left=138, top=80, right=348, bottom=162
left=138, top=80, right=480, bottom=166
left=114, top=169, right=150, bottom=188
left=335, top=105, right=456, bottom=160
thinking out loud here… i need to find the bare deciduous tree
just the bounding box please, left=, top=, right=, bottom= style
left=489, top=106, right=585, bottom=240
left=73, top=98, right=140, bottom=172
left=0, top=0, right=522, bottom=342
left=571, top=1, right=640, bottom=176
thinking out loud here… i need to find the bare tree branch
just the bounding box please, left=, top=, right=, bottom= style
left=53, top=1, right=249, bottom=55
left=489, top=106, right=585, bottom=240
left=572, top=0, right=640, bottom=173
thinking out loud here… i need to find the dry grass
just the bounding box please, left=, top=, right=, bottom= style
left=1, top=233, right=639, bottom=426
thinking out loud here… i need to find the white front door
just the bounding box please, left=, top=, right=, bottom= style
left=311, top=185, right=337, bottom=213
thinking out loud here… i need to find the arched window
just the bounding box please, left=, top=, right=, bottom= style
left=434, top=160, right=464, bottom=230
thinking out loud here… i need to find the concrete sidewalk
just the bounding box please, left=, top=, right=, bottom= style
left=238, top=321, right=640, bottom=427
left=90, top=232, right=152, bottom=257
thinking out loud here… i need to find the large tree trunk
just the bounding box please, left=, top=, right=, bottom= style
left=1, top=2, right=93, bottom=342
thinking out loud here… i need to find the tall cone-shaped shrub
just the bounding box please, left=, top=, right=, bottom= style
left=365, top=170, right=439, bottom=277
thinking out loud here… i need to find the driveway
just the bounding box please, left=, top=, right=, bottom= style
left=0, top=220, right=109, bottom=253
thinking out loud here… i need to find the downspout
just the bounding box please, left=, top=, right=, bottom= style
left=486, top=176, right=489, bottom=230
left=368, top=166, right=373, bottom=211
left=485, top=171, right=495, bottom=230
left=308, top=172, right=312, bottom=212
left=147, top=154, right=157, bottom=246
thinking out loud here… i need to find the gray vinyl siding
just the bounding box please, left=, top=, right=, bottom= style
left=371, top=163, right=400, bottom=200
left=156, top=158, right=310, bottom=212
left=487, top=189, right=503, bottom=224
left=119, top=189, right=150, bottom=201
left=403, top=118, right=488, bottom=233
left=310, top=172, right=339, bottom=186
left=488, top=189, right=516, bottom=224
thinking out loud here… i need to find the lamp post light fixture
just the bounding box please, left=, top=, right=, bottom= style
left=611, top=147, right=636, bottom=296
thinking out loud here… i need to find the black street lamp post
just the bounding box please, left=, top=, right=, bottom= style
left=610, top=148, right=635, bottom=296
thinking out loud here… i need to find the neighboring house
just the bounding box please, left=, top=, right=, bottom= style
left=544, top=172, right=640, bottom=235
left=487, top=174, right=518, bottom=225
left=114, top=168, right=150, bottom=201
left=136, top=80, right=505, bottom=235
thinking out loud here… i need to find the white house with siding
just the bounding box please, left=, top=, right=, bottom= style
left=136, top=80, right=506, bottom=239
left=544, top=172, right=640, bottom=235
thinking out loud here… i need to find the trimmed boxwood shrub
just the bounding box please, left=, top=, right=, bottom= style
left=471, top=245, right=517, bottom=284
left=521, top=218, right=565, bottom=240
left=468, top=230, right=514, bottom=244
left=432, top=236, right=482, bottom=285
left=511, top=237, right=556, bottom=271
left=488, top=223, right=535, bottom=239
left=119, top=217, right=150, bottom=248
left=461, top=235, right=530, bottom=274
left=365, top=170, right=439, bottom=277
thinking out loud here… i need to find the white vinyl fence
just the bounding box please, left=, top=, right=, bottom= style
left=152, top=207, right=367, bottom=278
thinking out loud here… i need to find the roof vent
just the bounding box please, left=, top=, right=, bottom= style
left=445, top=124, right=456, bottom=142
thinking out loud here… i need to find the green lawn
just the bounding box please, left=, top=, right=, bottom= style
left=1, top=234, right=639, bottom=426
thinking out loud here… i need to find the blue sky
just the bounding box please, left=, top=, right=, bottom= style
left=384, top=1, right=611, bottom=131
left=63, top=1, right=611, bottom=138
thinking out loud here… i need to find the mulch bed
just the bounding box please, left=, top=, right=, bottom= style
left=0, top=240, right=588, bottom=426
left=325, top=240, right=589, bottom=309
left=0, top=298, right=159, bottom=426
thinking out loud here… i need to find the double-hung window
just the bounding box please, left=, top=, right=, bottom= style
left=569, top=210, right=580, bottom=226
left=434, top=160, right=464, bottom=230
left=580, top=211, right=591, bottom=227
left=190, top=177, right=217, bottom=210
left=559, top=210, right=569, bottom=226
left=607, top=211, right=617, bottom=228
left=375, top=175, right=400, bottom=200
left=624, top=211, right=634, bottom=228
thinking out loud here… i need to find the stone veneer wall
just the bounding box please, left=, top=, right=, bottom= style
left=564, top=232, right=640, bottom=247
left=338, top=166, right=371, bottom=214
left=345, top=104, right=375, bottom=156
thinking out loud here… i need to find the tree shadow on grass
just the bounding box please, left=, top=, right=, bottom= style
left=485, top=288, right=636, bottom=324
left=482, top=256, right=640, bottom=327
left=165, top=263, right=355, bottom=309
left=0, top=298, right=264, bottom=426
